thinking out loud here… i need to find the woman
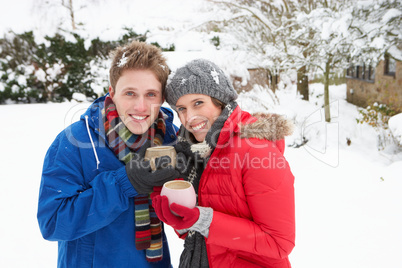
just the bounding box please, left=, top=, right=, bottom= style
left=152, top=59, right=295, bottom=267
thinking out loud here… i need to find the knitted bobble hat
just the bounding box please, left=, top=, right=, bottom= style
left=166, top=59, right=238, bottom=108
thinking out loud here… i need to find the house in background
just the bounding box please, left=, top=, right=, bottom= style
left=346, top=46, right=402, bottom=112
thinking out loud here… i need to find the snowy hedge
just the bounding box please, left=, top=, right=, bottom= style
left=0, top=29, right=174, bottom=104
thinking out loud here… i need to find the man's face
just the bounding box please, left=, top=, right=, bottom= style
left=109, top=69, right=163, bottom=135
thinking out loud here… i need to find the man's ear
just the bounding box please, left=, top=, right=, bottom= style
left=108, top=86, right=115, bottom=98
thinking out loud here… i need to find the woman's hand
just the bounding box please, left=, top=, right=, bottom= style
left=152, top=195, right=200, bottom=230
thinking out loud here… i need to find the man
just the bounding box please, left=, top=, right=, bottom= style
left=37, top=41, right=180, bottom=267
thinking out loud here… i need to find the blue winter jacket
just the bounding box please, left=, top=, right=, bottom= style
left=37, top=95, right=178, bottom=268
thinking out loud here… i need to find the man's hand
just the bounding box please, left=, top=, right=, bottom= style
left=126, top=155, right=180, bottom=194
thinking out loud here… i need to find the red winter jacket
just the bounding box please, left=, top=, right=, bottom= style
left=198, top=106, right=295, bottom=268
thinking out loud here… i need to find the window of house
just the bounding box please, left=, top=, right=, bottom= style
left=347, top=65, right=355, bottom=78
left=356, top=66, right=361, bottom=79
left=362, top=64, right=366, bottom=79
left=368, top=65, right=375, bottom=81
left=384, top=56, right=396, bottom=76
left=346, top=66, right=351, bottom=77
left=346, top=62, right=375, bottom=81
left=364, top=64, right=375, bottom=81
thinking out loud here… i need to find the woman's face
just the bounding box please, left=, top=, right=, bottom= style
left=175, top=94, right=222, bottom=142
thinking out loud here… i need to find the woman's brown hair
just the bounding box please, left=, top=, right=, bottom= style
left=211, top=97, right=226, bottom=110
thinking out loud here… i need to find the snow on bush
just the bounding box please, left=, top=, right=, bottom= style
left=389, top=113, right=402, bottom=146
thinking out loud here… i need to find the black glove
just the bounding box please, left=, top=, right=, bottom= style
left=174, top=142, right=193, bottom=158
left=126, top=155, right=180, bottom=195
left=175, top=142, right=205, bottom=174
left=176, top=152, right=191, bottom=177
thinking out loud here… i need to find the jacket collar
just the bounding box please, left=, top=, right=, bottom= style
left=80, top=95, right=107, bottom=137
left=217, top=106, right=294, bottom=146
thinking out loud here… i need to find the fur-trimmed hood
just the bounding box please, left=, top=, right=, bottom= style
left=190, top=109, right=294, bottom=157
left=239, top=113, right=294, bottom=141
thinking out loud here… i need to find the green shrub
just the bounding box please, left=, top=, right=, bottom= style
left=0, top=28, right=175, bottom=104
left=356, top=102, right=398, bottom=150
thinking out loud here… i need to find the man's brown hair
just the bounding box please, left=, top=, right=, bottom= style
left=109, top=41, right=169, bottom=97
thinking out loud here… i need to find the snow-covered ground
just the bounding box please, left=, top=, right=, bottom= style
left=0, top=83, right=401, bottom=268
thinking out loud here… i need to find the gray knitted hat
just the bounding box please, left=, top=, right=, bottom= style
left=166, top=59, right=238, bottom=108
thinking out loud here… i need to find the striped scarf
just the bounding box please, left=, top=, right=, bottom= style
left=103, top=95, right=166, bottom=262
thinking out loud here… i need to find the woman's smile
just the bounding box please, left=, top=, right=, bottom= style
left=176, top=94, right=222, bottom=142
left=190, top=120, right=207, bottom=131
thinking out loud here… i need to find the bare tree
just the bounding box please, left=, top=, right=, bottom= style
left=62, top=0, right=77, bottom=30
left=207, top=0, right=400, bottom=122
left=209, top=0, right=314, bottom=97
left=33, top=0, right=103, bottom=31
